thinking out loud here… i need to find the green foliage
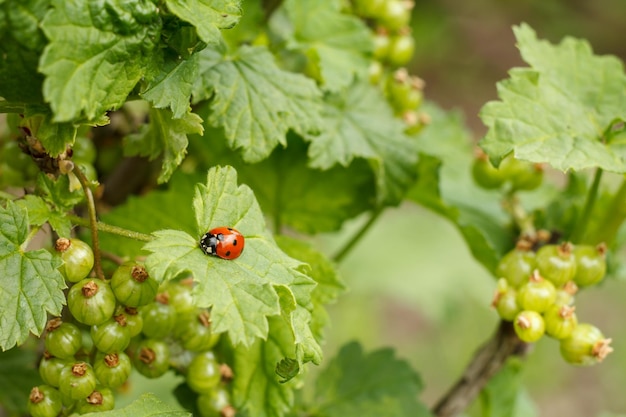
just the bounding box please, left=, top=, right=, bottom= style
left=81, top=392, right=191, bottom=416
left=0, top=201, right=66, bottom=351
left=0, top=347, right=41, bottom=414
left=165, top=0, right=242, bottom=44
left=477, top=358, right=537, bottom=417
left=480, top=23, right=626, bottom=172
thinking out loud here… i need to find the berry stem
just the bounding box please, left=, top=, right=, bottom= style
left=571, top=168, right=603, bottom=243
left=431, top=320, right=529, bottom=417
left=0, top=100, right=25, bottom=113
left=502, top=193, right=535, bottom=238
left=67, top=215, right=153, bottom=242
left=73, top=166, right=105, bottom=280
left=333, top=207, right=384, bottom=263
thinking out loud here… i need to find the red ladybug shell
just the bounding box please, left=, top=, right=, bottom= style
left=199, top=227, right=244, bottom=260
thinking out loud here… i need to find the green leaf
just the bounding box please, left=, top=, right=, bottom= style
left=192, top=43, right=324, bottom=162
left=99, top=172, right=199, bottom=257
left=308, top=341, right=431, bottom=417
left=0, top=201, right=66, bottom=351
left=479, top=23, right=626, bottom=173
left=478, top=358, right=537, bottom=417
left=0, top=0, right=48, bottom=102
left=275, top=235, right=345, bottom=344
left=143, top=166, right=318, bottom=350
left=232, top=316, right=299, bottom=417
left=188, top=124, right=377, bottom=234
left=307, top=81, right=418, bottom=205
left=140, top=52, right=199, bottom=119
left=21, top=104, right=77, bottom=157
left=35, top=172, right=84, bottom=210
left=15, top=195, right=71, bottom=238
left=274, top=0, right=372, bottom=91
left=124, top=107, right=204, bottom=183
left=164, top=0, right=242, bottom=44
left=80, top=392, right=191, bottom=416
left=0, top=347, right=42, bottom=414
left=39, top=0, right=160, bottom=122
left=408, top=104, right=513, bottom=273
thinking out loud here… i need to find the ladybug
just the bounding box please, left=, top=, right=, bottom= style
left=199, top=227, right=245, bottom=260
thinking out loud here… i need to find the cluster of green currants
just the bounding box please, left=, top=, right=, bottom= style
left=350, top=0, right=428, bottom=134
left=492, top=238, right=613, bottom=366
left=28, top=238, right=234, bottom=417
left=472, top=150, right=544, bottom=192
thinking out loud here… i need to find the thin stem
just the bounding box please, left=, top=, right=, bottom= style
left=333, top=207, right=384, bottom=264
left=0, top=100, right=26, bottom=113
left=432, top=320, right=529, bottom=417
left=502, top=193, right=535, bottom=238
left=571, top=168, right=603, bottom=243
left=20, top=225, right=42, bottom=251
left=72, top=168, right=104, bottom=280
left=67, top=215, right=153, bottom=242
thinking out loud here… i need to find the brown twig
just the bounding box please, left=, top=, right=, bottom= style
left=432, top=320, right=529, bottom=417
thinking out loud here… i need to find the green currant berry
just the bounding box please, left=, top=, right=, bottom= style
left=67, top=279, right=116, bottom=326
left=133, top=339, right=170, bottom=378
left=471, top=151, right=504, bottom=190
left=119, top=306, right=143, bottom=337
left=496, top=242, right=537, bottom=287
left=516, top=271, right=556, bottom=313
left=353, top=0, right=384, bottom=17
left=491, top=280, right=520, bottom=321
left=175, top=309, right=220, bottom=352
left=513, top=310, right=545, bottom=343
left=58, top=362, right=97, bottom=400
left=28, top=385, right=63, bottom=417
left=44, top=318, right=82, bottom=359
left=94, top=352, right=132, bottom=388
left=75, top=386, right=115, bottom=414
left=55, top=238, right=94, bottom=283
left=141, top=295, right=176, bottom=338
left=186, top=351, right=222, bottom=394
left=160, top=279, right=195, bottom=314
left=554, top=281, right=578, bottom=306
left=368, top=60, right=384, bottom=84
left=111, top=262, right=158, bottom=307
left=536, top=242, right=577, bottom=287
left=560, top=323, right=613, bottom=366
left=387, top=32, right=415, bottom=67
left=378, top=0, right=412, bottom=32
left=544, top=304, right=578, bottom=340
left=372, top=29, right=390, bottom=60
left=90, top=314, right=131, bottom=353
left=39, top=353, right=71, bottom=388
left=573, top=244, right=607, bottom=287
left=499, top=156, right=543, bottom=191
left=197, top=386, right=234, bottom=417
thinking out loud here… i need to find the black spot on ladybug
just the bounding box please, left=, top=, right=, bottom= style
left=232, top=239, right=238, bottom=246
left=225, top=251, right=231, bottom=257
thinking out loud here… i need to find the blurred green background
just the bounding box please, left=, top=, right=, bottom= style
left=317, top=1, right=626, bottom=416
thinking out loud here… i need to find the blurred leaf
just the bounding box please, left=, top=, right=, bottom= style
left=188, top=124, right=376, bottom=234
left=124, top=107, right=204, bottom=183
left=192, top=43, right=324, bottom=162
left=478, top=358, right=537, bottom=417
left=273, top=0, right=372, bottom=91
left=307, top=81, right=418, bottom=205
left=408, top=104, right=513, bottom=273
left=0, top=347, right=41, bottom=414
left=480, top=23, right=626, bottom=172
left=164, top=0, right=242, bottom=44
left=0, top=201, right=65, bottom=351
left=40, top=0, right=160, bottom=122
left=307, top=341, right=431, bottom=417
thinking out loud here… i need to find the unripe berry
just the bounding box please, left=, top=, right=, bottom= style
left=544, top=305, right=578, bottom=340
left=516, top=270, right=556, bottom=313
left=513, top=310, right=545, bottom=343
left=496, top=240, right=537, bottom=288
left=573, top=243, right=607, bottom=287
left=55, top=238, right=94, bottom=283
left=491, top=279, right=520, bottom=321
left=560, top=323, right=613, bottom=365
left=536, top=242, right=577, bottom=287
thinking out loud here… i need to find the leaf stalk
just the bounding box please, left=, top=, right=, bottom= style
left=333, top=207, right=384, bottom=263
left=67, top=215, right=154, bottom=242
